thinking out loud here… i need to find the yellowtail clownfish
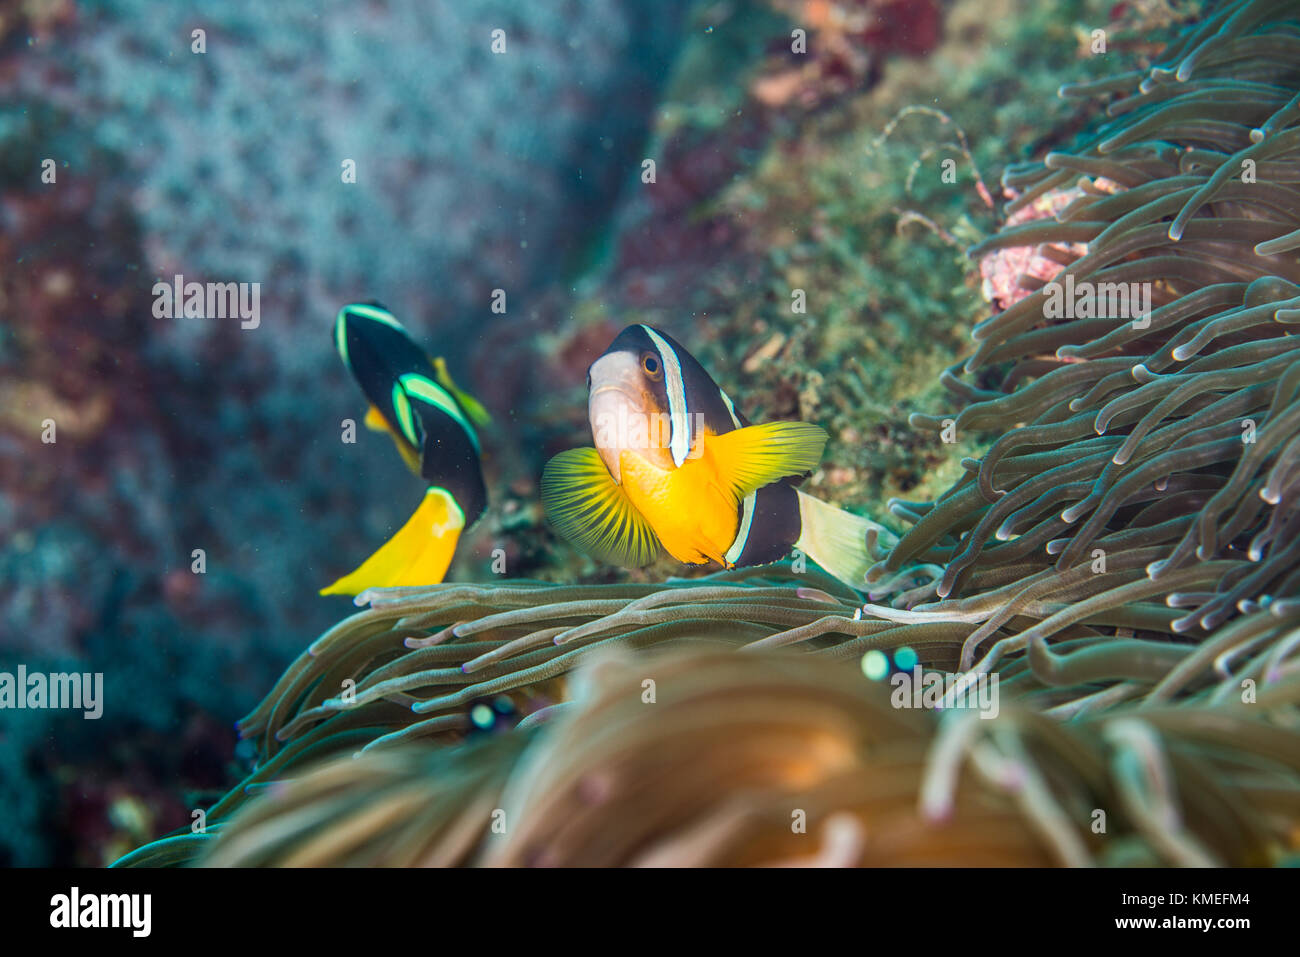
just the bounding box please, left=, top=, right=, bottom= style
left=541, top=323, right=884, bottom=587
left=321, top=302, right=490, bottom=596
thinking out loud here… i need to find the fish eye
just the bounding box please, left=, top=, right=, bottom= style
left=642, top=354, right=661, bottom=376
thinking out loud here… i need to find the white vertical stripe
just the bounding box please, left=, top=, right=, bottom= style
left=720, top=386, right=754, bottom=564
left=642, top=326, right=691, bottom=467
left=346, top=303, right=405, bottom=331
left=334, top=309, right=351, bottom=367
left=719, top=385, right=751, bottom=564
left=718, top=388, right=742, bottom=429
left=725, top=491, right=757, bottom=566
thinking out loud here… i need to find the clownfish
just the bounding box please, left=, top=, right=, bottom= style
left=540, top=323, right=883, bottom=587
left=321, top=302, right=490, bottom=596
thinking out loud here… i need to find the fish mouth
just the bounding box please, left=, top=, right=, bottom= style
left=587, top=354, right=672, bottom=481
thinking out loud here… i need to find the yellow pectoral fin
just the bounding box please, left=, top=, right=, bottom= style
left=433, top=356, right=492, bottom=427
left=364, top=404, right=422, bottom=475
left=540, top=447, right=662, bottom=568
left=321, top=488, right=465, bottom=596
left=705, top=421, right=827, bottom=501
left=392, top=435, right=423, bottom=476
left=363, top=404, right=389, bottom=432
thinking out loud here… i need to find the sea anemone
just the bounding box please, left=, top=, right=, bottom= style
left=868, top=0, right=1300, bottom=691
left=124, top=646, right=1300, bottom=866
left=115, top=569, right=1300, bottom=866
left=122, top=565, right=885, bottom=838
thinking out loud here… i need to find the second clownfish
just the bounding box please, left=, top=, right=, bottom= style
left=321, top=302, right=490, bottom=596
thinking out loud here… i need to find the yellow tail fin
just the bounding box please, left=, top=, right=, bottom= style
left=321, top=488, right=465, bottom=596
left=793, top=491, right=889, bottom=589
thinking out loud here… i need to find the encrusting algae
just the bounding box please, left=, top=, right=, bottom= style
left=118, top=0, right=1300, bottom=868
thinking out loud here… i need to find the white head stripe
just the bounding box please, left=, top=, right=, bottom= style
left=334, top=310, right=351, bottom=366
left=718, top=388, right=742, bottom=429
left=400, top=374, right=480, bottom=452
left=725, top=491, right=758, bottom=566
left=346, top=303, right=406, bottom=331
left=641, top=326, right=691, bottom=467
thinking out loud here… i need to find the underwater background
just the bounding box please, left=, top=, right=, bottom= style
left=5, top=0, right=1300, bottom=868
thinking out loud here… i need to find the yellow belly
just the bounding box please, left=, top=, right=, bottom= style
left=618, top=449, right=738, bottom=566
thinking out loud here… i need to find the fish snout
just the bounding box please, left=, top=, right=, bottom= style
left=587, top=353, right=672, bottom=480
